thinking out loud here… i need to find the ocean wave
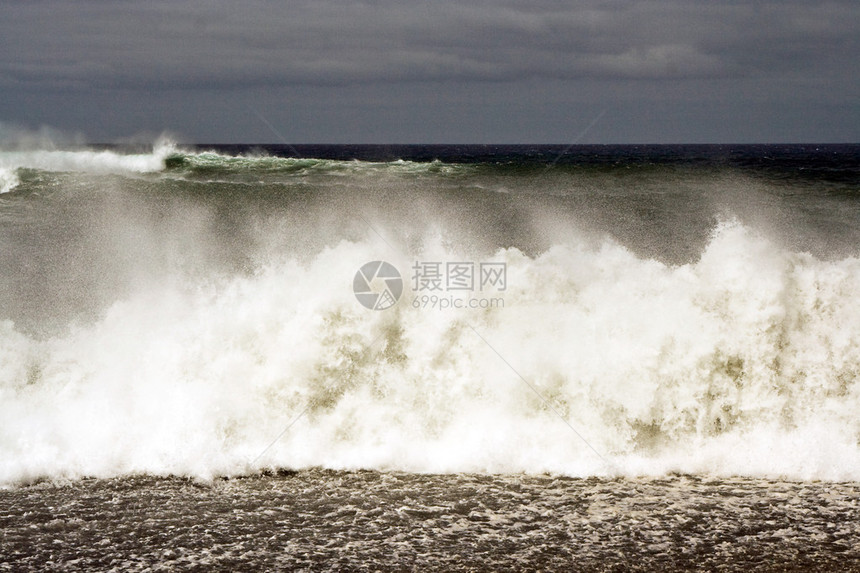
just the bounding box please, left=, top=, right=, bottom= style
left=0, top=141, right=175, bottom=178
left=1, top=220, right=858, bottom=485
left=0, top=167, right=19, bottom=194
left=164, top=150, right=470, bottom=178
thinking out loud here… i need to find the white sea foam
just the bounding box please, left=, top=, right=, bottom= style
left=0, top=220, right=858, bottom=485
left=0, top=140, right=175, bottom=177
left=168, top=151, right=467, bottom=178
left=0, top=167, right=19, bottom=194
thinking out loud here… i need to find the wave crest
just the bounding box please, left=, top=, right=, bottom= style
left=0, top=140, right=176, bottom=180
left=163, top=150, right=467, bottom=178
left=0, top=167, right=19, bottom=194
left=1, top=220, right=858, bottom=485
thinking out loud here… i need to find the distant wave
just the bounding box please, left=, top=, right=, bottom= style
left=1, top=219, right=858, bottom=486
left=0, top=143, right=477, bottom=194
left=163, top=151, right=470, bottom=178
left=0, top=142, right=174, bottom=177
left=0, top=142, right=177, bottom=195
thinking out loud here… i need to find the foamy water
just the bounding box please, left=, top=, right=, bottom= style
left=0, top=141, right=173, bottom=177
left=1, top=223, right=858, bottom=484
left=0, top=168, right=18, bottom=195
left=0, top=144, right=858, bottom=486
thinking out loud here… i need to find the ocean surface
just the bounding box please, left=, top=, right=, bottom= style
left=1, top=143, right=859, bottom=570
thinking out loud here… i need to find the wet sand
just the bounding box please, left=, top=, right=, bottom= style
left=2, top=470, right=859, bottom=571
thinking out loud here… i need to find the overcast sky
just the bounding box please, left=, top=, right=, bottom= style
left=1, top=0, right=858, bottom=143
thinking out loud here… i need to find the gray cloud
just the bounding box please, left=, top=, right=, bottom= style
left=0, top=0, right=857, bottom=142
left=2, top=0, right=857, bottom=89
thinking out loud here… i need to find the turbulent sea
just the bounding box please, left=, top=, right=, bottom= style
left=1, top=143, right=859, bottom=570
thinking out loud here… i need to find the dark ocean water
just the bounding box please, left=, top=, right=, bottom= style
left=1, top=143, right=859, bottom=570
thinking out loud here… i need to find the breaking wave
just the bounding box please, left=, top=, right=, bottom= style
left=1, top=219, right=858, bottom=486
left=0, top=142, right=475, bottom=195
left=0, top=142, right=174, bottom=178
left=0, top=167, right=19, bottom=194
left=163, top=151, right=470, bottom=178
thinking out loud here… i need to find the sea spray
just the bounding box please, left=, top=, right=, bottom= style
left=0, top=167, right=18, bottom=194
left=1, top=220, right=858, bottom=484
left=1, top=143, right=858, bottom=485
left=0, top=141, right=174, bottom=175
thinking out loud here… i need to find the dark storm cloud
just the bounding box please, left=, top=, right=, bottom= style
left=1, top=0, right=857, bottom=90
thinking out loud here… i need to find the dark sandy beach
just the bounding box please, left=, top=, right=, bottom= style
left=3, top=471, right=859, bottom=571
